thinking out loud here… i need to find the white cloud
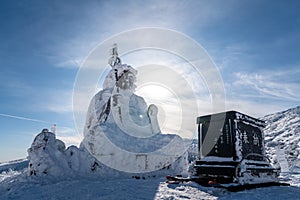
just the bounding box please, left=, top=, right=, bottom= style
left=0, top=113, right=52, bottom=124
left=223, top=68, right=300, bottom=117
left=233, top=70, right=300, bottom=101
left=55, top=58, right=84, bottom=69
left=47, top=104, right=73, bottom=113
left=42, top=0, right=299, bottom=134
left=55, top=126, right=82, bottom=147
left=53, top=0, right=232, bottom=70
left=225, top=99, right=287, bottom=118
left=45, top=92, right=73, bottom=113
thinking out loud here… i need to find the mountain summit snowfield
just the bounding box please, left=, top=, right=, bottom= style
left=0, top=106, right=299, bottom=199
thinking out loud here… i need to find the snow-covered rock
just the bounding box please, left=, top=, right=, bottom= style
left=27, top=129, right=68, bottom=176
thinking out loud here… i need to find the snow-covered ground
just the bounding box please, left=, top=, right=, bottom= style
left=0, top=167, right=299, bottom=200
left=0, top=159, right=28, bottom=173
left=0, top=106, right=299, bottom=199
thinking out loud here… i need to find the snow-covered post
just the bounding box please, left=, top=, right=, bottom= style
left=51, top=124, right=56, bottom=134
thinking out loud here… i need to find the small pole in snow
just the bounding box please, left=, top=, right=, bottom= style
left=51, top=124, right=56, bottom=134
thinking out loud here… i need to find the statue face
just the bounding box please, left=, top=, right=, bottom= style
left=117, top=71, right=136, bottom=90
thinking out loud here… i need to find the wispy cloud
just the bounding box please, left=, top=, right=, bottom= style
left=225, top=99, right=287, bottom=118
left=55, top=58, right=83, bottom=69
left=233, top=69, right=300, bottom=101
left=222, top=67, right=300, bottom=116
left=0, top=113, right=52, bottom=124
left=36, top=89, right=74, bottom=113
left=55, top=126, right=82, bottom=146
left=53, top=0, right=232, bottom=70
left=0, top=70, right=34, bottom=99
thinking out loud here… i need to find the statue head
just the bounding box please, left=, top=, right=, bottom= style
left=116, top=68, right=137, bottom=91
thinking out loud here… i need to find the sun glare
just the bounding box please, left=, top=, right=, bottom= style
left=135, top=83, right=182, bottom=134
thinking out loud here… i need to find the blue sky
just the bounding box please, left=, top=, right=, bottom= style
left=0, top=0, right=299, bottom=162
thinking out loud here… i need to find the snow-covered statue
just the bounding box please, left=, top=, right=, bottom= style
left=26, top=44, right=187, bottom=178
left=87, top=44, right=160, bottom=137
left=83, top=44, right=187, bottom=174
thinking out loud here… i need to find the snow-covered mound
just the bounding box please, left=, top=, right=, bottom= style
left=264, top=106, right=300, bottom=173
left=27, top=129, right=125, bottom=178
left=27, top=128, right=186, bottom=178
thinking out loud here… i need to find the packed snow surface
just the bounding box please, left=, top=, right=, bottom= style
left=0, top=168, right=300, bottom=200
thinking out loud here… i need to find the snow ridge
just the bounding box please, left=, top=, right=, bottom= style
left=264, top=106, right=300, bottom=174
